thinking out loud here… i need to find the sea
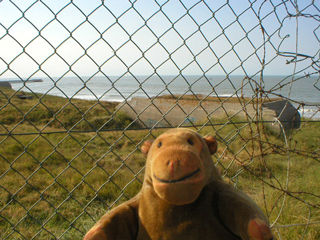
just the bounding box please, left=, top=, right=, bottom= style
left=5, top=75, right=320, bottom=119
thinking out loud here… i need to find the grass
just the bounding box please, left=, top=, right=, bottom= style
left=0, top=87, right=139, bottom=132
left=0, top=86, right=319, bottom=239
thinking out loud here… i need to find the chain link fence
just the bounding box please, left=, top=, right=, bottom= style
left=0, top=0, right=319, bottom=239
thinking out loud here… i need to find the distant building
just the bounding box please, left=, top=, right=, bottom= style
left=0, top=81, right=12, bottom=89
left=0, top=79, right=43, bottom=89
left=262, top=100, right=301, bottom=134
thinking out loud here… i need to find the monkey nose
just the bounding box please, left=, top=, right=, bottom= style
left=167, top=159, right=181, bottom=166
left=167, top=160, right=181, bottom=177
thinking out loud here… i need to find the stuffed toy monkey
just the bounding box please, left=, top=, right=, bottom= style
left=84, top=128, right=274, bottom=240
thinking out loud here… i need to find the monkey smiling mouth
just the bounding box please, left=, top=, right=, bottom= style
left=153, top=168, right=201, bottom=184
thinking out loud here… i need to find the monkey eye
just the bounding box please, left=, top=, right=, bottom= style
left=187, top=139, right=194, bottom=145
left=158, top=142, right=162, bottom=148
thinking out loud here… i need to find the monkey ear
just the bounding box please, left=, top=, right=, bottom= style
left=203, top=136, right=218, bottom=155
left=141, top=140, right=154, bottom=156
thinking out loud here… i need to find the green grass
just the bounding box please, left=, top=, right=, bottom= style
left=0, top=87, right=139, bottom=132
left=0, top=87, right=319, bottom=239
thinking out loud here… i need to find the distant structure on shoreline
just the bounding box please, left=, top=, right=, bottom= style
left=0, top=79, right=43, bottom=89
left=262, top=100, right=301, bottom=133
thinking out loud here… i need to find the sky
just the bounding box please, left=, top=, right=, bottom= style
left=0, top=0, right=319, bottom=79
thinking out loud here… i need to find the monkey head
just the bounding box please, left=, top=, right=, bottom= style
left=141, top=128, right=219, bottom=205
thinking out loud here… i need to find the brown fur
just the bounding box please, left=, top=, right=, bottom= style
left=84, top=128, right=274, bottom=240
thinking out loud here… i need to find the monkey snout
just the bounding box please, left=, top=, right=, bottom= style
left=166, top=159, right=181, bottom=166
left=167, top=160, right=181, bottom=177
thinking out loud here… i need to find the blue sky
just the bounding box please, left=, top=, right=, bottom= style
left=0, top=0, right=319, bottom=79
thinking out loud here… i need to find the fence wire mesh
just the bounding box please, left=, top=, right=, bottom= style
left=0, top=0, right=320, bottom=239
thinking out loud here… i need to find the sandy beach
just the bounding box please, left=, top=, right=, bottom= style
left=116, top=95, right=287, bottom=128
